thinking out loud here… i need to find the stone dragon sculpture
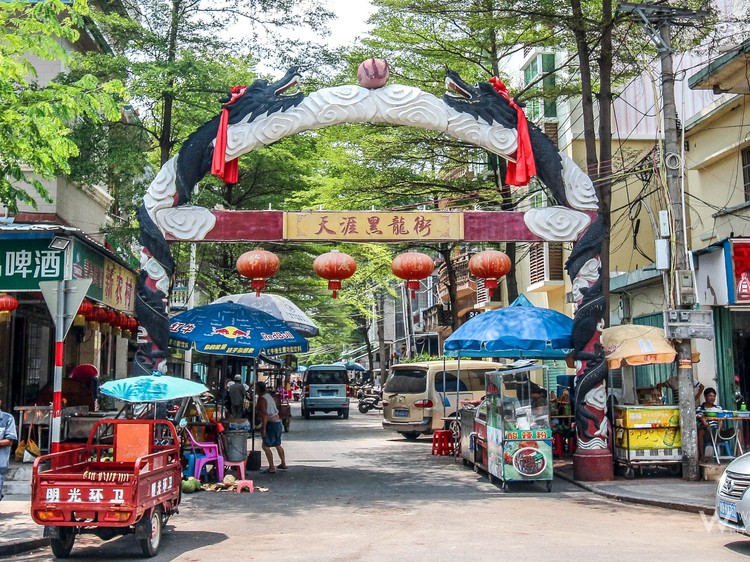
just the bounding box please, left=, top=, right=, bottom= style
left=135, top=67, right=607, bottom=450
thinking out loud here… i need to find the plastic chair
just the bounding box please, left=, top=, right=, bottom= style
left=184, top=428, right=224, bottom=482
left=219, top=437, right=246, bottom=480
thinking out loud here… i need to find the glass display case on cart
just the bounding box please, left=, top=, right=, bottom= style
left=485, top=365, right=553, bottom=492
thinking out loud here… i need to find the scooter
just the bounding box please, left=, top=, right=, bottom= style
left=358, top=393, right=383, bottom=414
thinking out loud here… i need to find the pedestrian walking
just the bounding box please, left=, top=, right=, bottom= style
left=0, top=398, right=18, bottom=501
left=256, top=381, right=287, bottom=474
left=228, top=375, right=249, bottom=418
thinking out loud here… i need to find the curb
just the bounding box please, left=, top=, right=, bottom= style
left=554, top=469, right=715, bottom=516
left=0, top=537, right=49, bottom=557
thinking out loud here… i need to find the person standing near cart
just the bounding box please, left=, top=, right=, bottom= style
left=256, top=382, right=287, bottom=473
left=0, top=399, right=18, bottom=501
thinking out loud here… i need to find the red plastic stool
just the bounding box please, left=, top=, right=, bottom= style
left=431, top=430, right=455, bottom=456
left=552, top=433, right=564, bottom=459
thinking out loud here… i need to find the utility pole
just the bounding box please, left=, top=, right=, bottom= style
left=619, top=2, right=708, bottom=481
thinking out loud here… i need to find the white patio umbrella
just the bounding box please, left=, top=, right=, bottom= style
left=212, top=293, right=319, bottom=337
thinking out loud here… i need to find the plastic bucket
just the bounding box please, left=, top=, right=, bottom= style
left=224, top=430, right=249, bottom=462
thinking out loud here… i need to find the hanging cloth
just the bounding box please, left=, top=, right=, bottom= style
left=489, top=76, right=537, bottom=186
left=211, top=85, right=248, bottom=184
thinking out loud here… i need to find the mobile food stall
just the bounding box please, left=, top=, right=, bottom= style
left=473, top=364, right=553, bottom=492
left=602, top=324, right=680, bottom=479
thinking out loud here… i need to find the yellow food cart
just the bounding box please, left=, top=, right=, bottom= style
left=613, top=405, right=682, bottom=479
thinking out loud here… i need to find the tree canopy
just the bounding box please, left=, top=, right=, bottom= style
left=0, top=0, right=125, bottom=213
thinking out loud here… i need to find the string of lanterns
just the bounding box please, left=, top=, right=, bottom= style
left=235, top=248, right=510, bottom=300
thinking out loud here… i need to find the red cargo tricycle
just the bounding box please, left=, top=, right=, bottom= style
left=31, top=419, right=182, bottom=558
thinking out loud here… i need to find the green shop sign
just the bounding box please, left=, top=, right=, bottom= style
left=0, top=238, right=65, bottom=290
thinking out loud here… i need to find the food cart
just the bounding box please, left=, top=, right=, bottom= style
left=481, top=365, right=553, bottom=492
left=602, top=324, right=681, bottom=478
left=613, top=405, right=682, bottom=478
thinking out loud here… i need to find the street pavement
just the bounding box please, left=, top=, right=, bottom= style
left=0, top=398, right=716, bottom=556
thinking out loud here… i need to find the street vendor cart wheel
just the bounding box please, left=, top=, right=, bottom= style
left=623, top=466, right=635, bottom=480
left=50, top=527, right=76, bottom=559
left=138, top=506, right=163, bottom=558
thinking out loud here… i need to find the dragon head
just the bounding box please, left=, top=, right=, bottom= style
left=226, top=67, right=304, bottom=126
left=442, top=68, right=566, bottom=206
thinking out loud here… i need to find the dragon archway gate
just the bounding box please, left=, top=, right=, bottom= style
left=136, top=67, right=611, bottom=480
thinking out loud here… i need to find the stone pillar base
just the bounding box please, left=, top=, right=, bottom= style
left=573, top=448, right=614, bottom=481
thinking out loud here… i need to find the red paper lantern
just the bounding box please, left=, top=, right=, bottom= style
left=0, top=293, right=19, bottom=312
left=392, top=252, right=435, bottom=298
left=237, top=249, right=281, bottom=297
left=0, top=293, right=18, bottom=324
left=93, top=306, right=108, bottom=323
left=468, top=250, right=512, bottom=290
left=78, top=300, right=94, bottom=318
left=105, top=308, right=118, bottom=326
left=313, top=250, right=357, bottom=298
left=117, top=312, right=129, bottom=329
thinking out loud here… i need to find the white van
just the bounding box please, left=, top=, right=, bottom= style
left=382, top=360, right=504, bottom=439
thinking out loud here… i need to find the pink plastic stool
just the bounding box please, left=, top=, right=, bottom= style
left=235, top=479, right=254, bottom=493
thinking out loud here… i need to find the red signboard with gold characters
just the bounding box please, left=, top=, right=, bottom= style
left=732, top=240, right=750, bottom=303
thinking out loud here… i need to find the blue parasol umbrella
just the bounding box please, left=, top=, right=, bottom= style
left=443, top=295, right=573, bottom=359
left=100, top=373, right=208, bottom=402
left=169, top=302, right=308, bottom=357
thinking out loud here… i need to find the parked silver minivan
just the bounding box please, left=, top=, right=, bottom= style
left=301, top=364, right=350, bottom=419
left=382, top=360, right=504, bottom=439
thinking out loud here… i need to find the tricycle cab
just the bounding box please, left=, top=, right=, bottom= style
left=31, top=418, right=182, bottom=558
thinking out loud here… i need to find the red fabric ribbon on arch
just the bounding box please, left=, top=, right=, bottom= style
left=489, top=76, right=537, bottom=187
left=211, top=85, right=248, bottom=184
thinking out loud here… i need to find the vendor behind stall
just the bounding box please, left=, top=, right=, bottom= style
left=656, top=376, right=704, bottom=407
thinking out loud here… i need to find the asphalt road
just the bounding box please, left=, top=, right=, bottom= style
left=12, top=401, right=750, bottom=561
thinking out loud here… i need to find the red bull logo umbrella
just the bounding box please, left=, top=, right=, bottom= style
left=169, top=302, right=308, bottom=357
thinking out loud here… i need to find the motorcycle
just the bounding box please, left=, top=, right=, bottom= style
left=358, top=393, right=383, bottom=414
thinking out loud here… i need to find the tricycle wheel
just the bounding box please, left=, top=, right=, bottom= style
left=139, top=506, right=163, bottom=558
left=343, top=409, right=350, bottom=420
left=283, top=418, right=290, bottom=432
left=302, top=408, right=310, bottom=419
left=50, top=527, right=76, bottom=559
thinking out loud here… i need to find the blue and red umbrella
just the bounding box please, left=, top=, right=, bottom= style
left=169, top=302, right=308, bottom=358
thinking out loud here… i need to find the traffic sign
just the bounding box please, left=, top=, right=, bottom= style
left=39, top=279, right=92, bottom=339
